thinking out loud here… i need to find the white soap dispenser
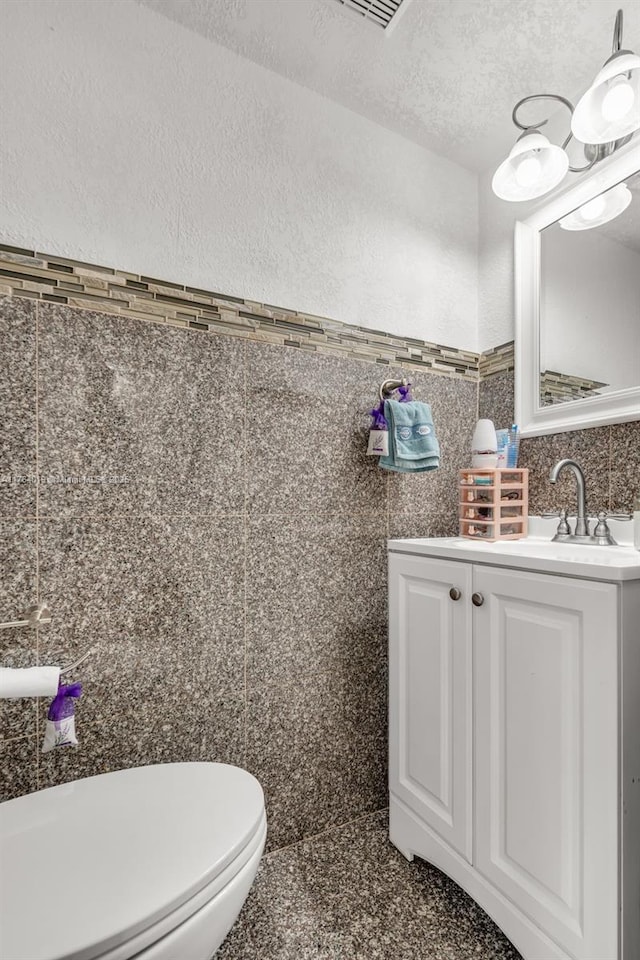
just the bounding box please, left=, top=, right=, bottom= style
left=471, top=419, right=498, bottom=468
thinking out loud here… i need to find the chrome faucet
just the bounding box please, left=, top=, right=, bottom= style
left=548, top=459, right=628, bottom=545
left=549, top=459, right=591, bottom=539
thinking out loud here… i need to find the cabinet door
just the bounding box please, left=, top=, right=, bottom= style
left=389, top=553, right=473, bottom=860
left=474, top=565, right=618, bottom=960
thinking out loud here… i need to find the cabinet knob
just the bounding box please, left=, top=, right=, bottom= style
left=449, top=587, right=462, bottom=601
left=472, top=592, right=484, bottom=607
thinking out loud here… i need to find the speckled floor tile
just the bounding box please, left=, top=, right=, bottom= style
left=37, top=303, right=245, bottom=516
left=1, top=736, right=38, bottom=801
left=0, top=297, right=36, bottom=517
left=478, top=371, right=515, bottom=430
left=246, top=515, right=387, bottom=687
left=37, top=516, right=245, bottom=733
left=610, top=420, right=640, bottom=513
left=0, top=520, right=38, bottom=741
left=246, top=342, right=387, bottom=516
left=247, top=667, right=387, bottom=853
left=217, top=810, right=521, bottom=960
left=518, top=425, right=611, bottom=515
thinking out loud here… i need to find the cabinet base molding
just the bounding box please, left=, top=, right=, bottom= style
left=389, top=796, right=570, bottom=960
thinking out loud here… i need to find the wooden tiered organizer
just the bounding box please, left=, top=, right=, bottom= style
left=459, top=468, right=529, bottom=541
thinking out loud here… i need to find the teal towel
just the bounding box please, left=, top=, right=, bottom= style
left=379, top=400, right=440, bottom=473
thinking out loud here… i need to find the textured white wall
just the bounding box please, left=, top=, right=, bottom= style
left=477, top=168, right=522, bottom=352
left=477, top=110, right=591, bottom=353
left=0, top=0, right=479, bottom=350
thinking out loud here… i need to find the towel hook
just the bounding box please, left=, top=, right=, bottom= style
left=379, top=378, right=409, bottom=402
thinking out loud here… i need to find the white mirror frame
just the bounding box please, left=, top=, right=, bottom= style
left=514, top=142, right=640, bottom=437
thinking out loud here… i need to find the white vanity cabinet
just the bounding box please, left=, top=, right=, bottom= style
left=389, top=540, right=640, bottom=960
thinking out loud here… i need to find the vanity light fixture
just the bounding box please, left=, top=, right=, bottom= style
left=572, top=9, right=640, bottom=145
left=492, top=126, right=570, bottom=201
left=492, top=9, right=639, bottom=203
left=559, top=181, right=632, bottom=230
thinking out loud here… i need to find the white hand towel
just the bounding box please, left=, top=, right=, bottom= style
left=0, top=666, right=60, bottom=699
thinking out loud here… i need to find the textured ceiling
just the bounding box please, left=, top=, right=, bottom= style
left=138, top=0, right=640, bottom=173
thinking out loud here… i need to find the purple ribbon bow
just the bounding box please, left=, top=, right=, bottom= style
left=47, top=681, right=83, bottom=722
left=369, top=401, right=388, bottom=431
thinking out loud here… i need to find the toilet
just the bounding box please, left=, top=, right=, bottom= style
left=0, top=762, right=266, bottom=960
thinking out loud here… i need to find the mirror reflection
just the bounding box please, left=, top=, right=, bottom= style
left=539, top=170, right=640, bottom=406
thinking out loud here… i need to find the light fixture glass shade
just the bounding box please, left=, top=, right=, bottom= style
left=492, top=132, right=569, bottom=201
left=559, top=182, right=632, bottom=230
left=571, top=52, right=640, bottom=144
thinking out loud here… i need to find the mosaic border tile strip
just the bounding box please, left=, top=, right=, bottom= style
left=478, top=341, right=515, bottom=380
left=541, top=369, right=607, bottom=405
left=0, top=244, right=481, bottom=381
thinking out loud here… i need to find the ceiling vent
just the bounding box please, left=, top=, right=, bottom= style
left=335, top=0, right=410, bottom=32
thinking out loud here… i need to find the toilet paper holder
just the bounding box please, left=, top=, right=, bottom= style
left=60, top=646, right=96, bottom=675
left=0, top=598, right=95, bottom=675
left=0, top=602, right=52, bottom=631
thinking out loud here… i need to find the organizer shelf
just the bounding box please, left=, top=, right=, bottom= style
left=459, top=468, right=529, bottom=542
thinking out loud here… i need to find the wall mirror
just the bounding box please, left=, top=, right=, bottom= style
left=515, top=144, right=640, bottom=437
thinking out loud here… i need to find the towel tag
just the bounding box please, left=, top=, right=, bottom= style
left=367, top=430, right=389, bottom=456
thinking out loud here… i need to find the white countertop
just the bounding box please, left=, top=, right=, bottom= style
left=388, top=517, right=640, bottom=583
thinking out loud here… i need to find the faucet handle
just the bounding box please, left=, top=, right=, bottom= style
left=592, top=512, right=630, bottom=545
left=543, top=509, right=572, bottom=538
left=593, top=512, right=632, bottom=544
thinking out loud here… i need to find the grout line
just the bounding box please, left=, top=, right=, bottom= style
left=263, top=805, right=389, bottom=861
left=24, top=510, right=390, bottom=522
left=1, top=732, right=36, bottom=746
left=34, top=300, right=41, bottom=787
left=242, top=340, right=248, bottom=770
left=34, top=512, right=247, bottom=521
left=608, top=425, right=613, bottom=512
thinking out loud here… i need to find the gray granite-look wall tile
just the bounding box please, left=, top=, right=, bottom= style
left=37, top=303, right=245, bottom=516
left=38, top=697, right=245, bottom=790
left=478, top=371, right=515, bottom=429
left=246, top=515, right=387, bottom=689
left=388, top=511, right=456, bottom=540
left=0, top=520, right=38, bottom=741
left=37, top=516, right=245, bottom=749
left=247, top=666, right=387, bottom=853
left=1, top=736, right=38, bottom=801
left=246, top=341, right=386, bottom=516
left=610, top=420, right=640, bottom=513
left=218, top=809, right=521, bottom=960
left=518, top=425, right=611, bottom=515
left=0, top=297, right=36, bottom=517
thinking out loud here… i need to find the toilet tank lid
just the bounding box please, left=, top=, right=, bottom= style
left=0, top=762, right=265, bottom=960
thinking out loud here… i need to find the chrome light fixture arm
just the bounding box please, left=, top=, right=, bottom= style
left=613, top=7, right=623, bottom=55
left=511, top=94, right=598, bottom=174
left=493, top=8, right=639, bottom=203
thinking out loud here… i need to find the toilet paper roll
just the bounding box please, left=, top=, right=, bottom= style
left=0, top=666, right=61, bottom=699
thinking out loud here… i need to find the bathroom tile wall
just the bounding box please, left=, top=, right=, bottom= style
left=3, top=249, right=636, bottom=850
left=479, top=367, right=640, bottom=515
left=0, top=280, right=476, bottom=852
